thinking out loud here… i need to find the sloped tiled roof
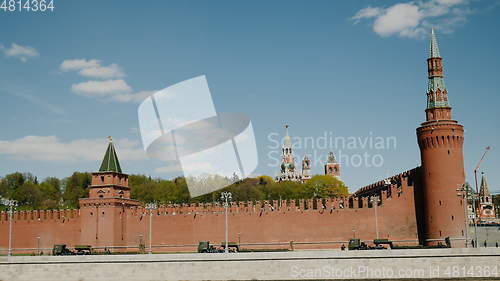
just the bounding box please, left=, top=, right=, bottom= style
left=99, top=137, right=122, bottom=173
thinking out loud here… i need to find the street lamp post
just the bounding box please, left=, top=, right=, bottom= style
left=466, top=189, right=480, bottom=247
left=220, top=192, right=232, bottom=254
left=370, top=196, right=380, bottom=239
left=473, top=172, right=480, bottom=247
left=36, top=236, right=41, bottom=255
left=456, top=184, right=468, bottom=248
left=145, top=203, right=157, bottom=254
left=0, top=197, right=18, bottom=256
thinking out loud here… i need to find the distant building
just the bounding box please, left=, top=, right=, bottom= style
left=276, top=125, right=340, bottom=182
left=478, top=172, right=496, bottom=222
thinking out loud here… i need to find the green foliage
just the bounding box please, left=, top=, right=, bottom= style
left=62, top=172, right=91, bottom=208
left=305, top=175, right=349, bottom=198
left=0, top=171, right=348, bottom=210
left=493, top=194, right=500, bottom=214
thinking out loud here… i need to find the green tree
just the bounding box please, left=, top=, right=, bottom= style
left=305, top=175, right=348, bottom=198
left=39, top=177, right=62, bottom=209
left=0, top=172, right=26, bottom=198
left=62, top=172, right=91, bottom=208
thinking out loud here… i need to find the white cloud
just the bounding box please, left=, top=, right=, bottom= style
left=1, top=43, right=39, bottom=62
left=352, top=6, right=383, bottom=23
left=71, top=79, right=154, bottom=103
left=0, top=136, right=146, bottom=163
left=61, top=58, right=153, bottom=103
left=78, top=63, right=125, bottom=79
left=71, top=79, right=132, bottom=96
left=374, top=3, right=423, bottom=37
left=60, top=59, right=124, bottom=78
left=60, top=59, right=100, bottom=71
left=351, top=0, right=471, bottom=38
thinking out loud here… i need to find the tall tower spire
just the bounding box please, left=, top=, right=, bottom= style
left=301, top=154, right=311, bottom=181
left=324, top=152, right=340, bottom=178
left=478, top=172, right=496, bottom=221
left=429, top=28, right=440, bottom=58
left=278, top=125, right=301, bottom=181
left=416, top=29, right=466, bottom=247
left=284, top=124, right=291, bottom=148
left=426, top=29, right=451, bottom=121
left=479, top=172, right=491, bottom=199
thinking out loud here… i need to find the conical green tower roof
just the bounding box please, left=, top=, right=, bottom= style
left=99, top=137, right=122, bottom=173
left=429, top=28, right=441, bottom=58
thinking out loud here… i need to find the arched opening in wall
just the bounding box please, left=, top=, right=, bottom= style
left=448, top=150, right=450, bottom=155
left=101, top=176, right=105, bottom=183
left=462, top=230, right=464, bottom=236
left=451, top=215, right=454, bottom=221
left=439, top=230, right=442, bottom=237
left=102, top=212, right=105, bottom=217
left=439, top=200, right=442, bottom=206
left=99, top=194, right=104, bottom=198
left=90, top=212, right=93, bottom=216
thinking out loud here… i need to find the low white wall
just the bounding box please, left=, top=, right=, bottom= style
left=0, top=248, right=499, bottom=280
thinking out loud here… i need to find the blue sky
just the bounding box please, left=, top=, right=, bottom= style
left=0, top=0, right=499, bottom=194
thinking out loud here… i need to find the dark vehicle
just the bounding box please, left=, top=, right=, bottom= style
left=52, top=244, right=75, bottom=256
left=197, top=241, right=222, bottom=253
left=74, top=245, right=92, bottom=255
left=220, top=241, right=239, bottom=252
left=373, top=239, right=393, bottom=249
left=348, top=238, right=369, bottom=250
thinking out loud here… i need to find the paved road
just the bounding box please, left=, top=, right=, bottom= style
left=1, top=248, right=499, bottom=280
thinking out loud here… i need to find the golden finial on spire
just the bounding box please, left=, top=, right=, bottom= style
left=108, top=136, right=113, bottom=142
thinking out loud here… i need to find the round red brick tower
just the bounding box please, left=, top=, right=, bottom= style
left=416, top=29, right=466, bottom=246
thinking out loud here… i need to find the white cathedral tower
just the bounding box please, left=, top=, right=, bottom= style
left=276, top=125, right=340, bottom=182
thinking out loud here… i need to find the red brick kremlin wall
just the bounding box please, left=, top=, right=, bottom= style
left=0, top=169, right=422, bottom=253
left=0, top=209, right=81, bottom=252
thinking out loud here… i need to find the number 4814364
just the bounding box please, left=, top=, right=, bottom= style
left=0, top=0, right=55, bottom=12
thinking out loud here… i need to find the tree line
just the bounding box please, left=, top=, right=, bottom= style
left=2, top=172, right=498, bottom=213
left=0, top=172, right=350, bottom=210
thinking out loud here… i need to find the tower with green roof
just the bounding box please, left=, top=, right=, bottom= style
left=79, top=137, right=139, bottom=250
left=98, top=136, right=122, bottom=173
left=425, top=28, right=451, bottom=121
left=417, top=29, right=466, bottom=246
